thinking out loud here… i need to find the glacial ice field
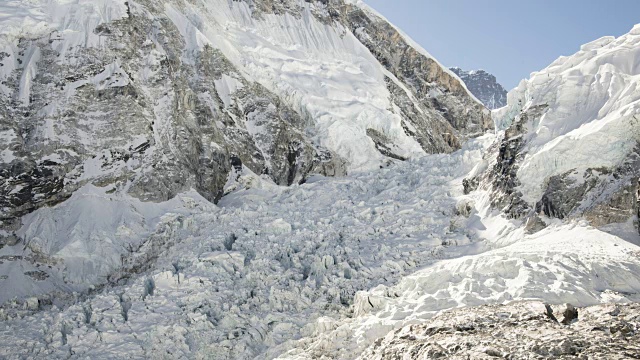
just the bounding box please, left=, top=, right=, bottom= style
left=1, top=134, right=639, bottom=359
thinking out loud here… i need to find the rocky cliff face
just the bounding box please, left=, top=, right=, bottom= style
left=450, top=67, right=508, bottom=110
left=0, top=0, right=490, bottom=243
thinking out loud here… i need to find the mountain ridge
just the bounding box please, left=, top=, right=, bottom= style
left=449, top=66, right=508, bottom=110
left=0, top=0, right=490, bottom=241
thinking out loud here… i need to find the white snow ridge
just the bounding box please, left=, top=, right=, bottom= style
left=1, top=1, right=640, bottom=359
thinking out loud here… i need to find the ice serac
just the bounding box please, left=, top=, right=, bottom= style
left=466, top=26, right=640, bottom=233
left=450, top=67, right=508, bottom=110
left=0, top=0, right=489, bottom=244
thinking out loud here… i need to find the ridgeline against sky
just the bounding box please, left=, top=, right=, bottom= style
left=365, top=0, right=640, bottom=89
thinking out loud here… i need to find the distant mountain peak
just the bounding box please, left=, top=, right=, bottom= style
left=450, top=67, right=507, bottom=109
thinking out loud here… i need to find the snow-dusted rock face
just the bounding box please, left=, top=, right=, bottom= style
left=0, top=0, right=490, bottom=242
left=468, top=26, right=640, bottom=233
left=450, top=67, right=507, bottom=110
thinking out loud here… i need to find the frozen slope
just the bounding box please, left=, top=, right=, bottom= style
left=488, top=25, right=640, bottom=223
left=0, top=136, right=494, bottom=359
left=0, top=185, right=212, bottom=304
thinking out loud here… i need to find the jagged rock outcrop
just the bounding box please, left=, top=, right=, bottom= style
left=359, top=301, right=640, bottom=359
left=0, top=0, right=489, bottom=242
left=450, top=67, right=508, bottom=109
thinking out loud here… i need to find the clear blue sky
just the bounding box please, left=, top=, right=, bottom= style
left=364, top=0, right=640, bottom=90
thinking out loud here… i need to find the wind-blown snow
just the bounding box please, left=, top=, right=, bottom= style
left=494, top=25, right=640, bottom=203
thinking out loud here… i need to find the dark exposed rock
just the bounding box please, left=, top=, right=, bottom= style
left=24, top=270, right=49, bottom=281
left=636, top=178, right=640, bottom=235
left=561, top=304, right=579, bottom=325
left=385, top=77, right=461, bottom=154
left=534, top=144, right=640, bottom=228
left=466, top=104, right=548, bottom=226
left=535, top=170, right=599, bottom=219
left=449, top=67, right=508, bottom=110
left=366, top=128, right=407, bottom=162
left=340, top=6, right=492, bottom=138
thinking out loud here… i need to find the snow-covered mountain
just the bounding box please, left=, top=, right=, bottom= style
left=1, top=0, right=640, bottom=359
left=0, top=0, right=492, bottom=305
left=0, top=0, right=490, bottom=239
left=450, top=67, right=508, bottom=109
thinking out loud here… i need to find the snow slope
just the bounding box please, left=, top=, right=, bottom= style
left=0, top=185, right=211, bottom=304
left=493, top=25, right=640, bottom=204
left=160, top=0, right=469, bottom=169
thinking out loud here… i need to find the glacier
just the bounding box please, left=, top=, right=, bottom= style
left=0, top=0, right=639, bottom=359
